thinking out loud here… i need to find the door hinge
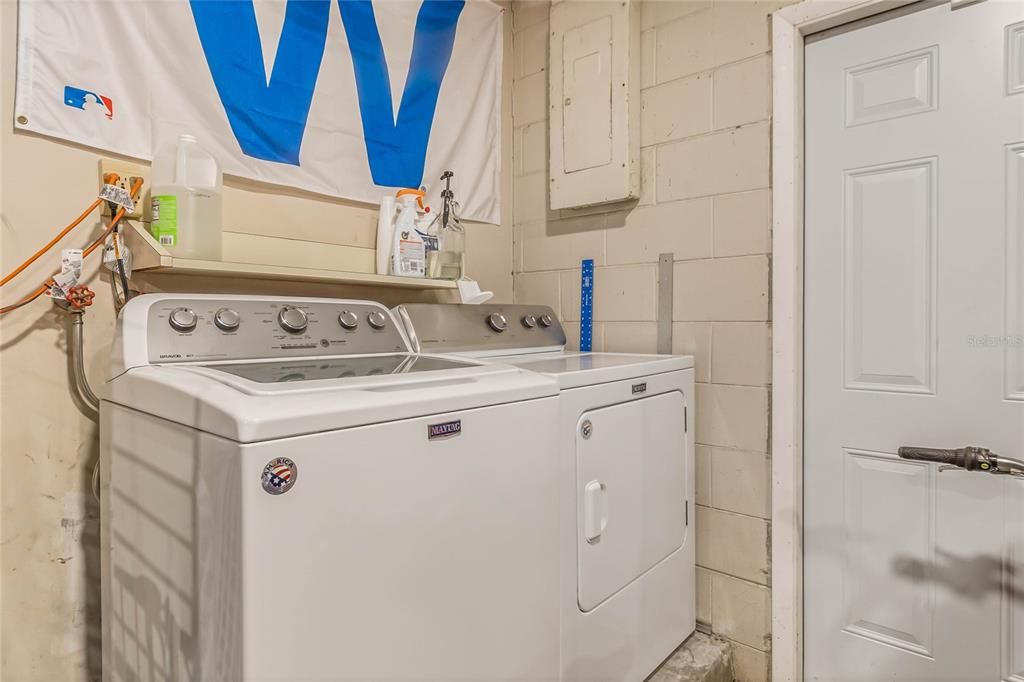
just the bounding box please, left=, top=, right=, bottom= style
left=684, top=406, right=688, bottom=433
left=685, top=500, right=689, bottom=526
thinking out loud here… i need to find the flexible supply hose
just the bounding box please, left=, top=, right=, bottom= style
left=69, top=309, right=100, bottom=421
left=69, top=308, right=103, bottom=500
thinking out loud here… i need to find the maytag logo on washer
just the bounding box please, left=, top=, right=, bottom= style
left=262, top=457, right=298, bottom=495
left=428, top=419, right=462, bottom=440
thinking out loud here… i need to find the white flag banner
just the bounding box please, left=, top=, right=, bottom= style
left=15, top=0, right=503, bottom=223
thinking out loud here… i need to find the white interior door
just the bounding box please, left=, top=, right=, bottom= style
left=805, top=2, right=1024, bottom=680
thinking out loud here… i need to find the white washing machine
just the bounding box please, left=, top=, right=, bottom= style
left=100, top=294, right=562, bottom=682
left=394, top=303, right=696, bottom=682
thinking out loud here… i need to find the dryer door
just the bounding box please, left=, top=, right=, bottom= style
left=576, top=391, right=687, bottom=612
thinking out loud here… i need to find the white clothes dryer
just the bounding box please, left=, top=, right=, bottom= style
left=100, top=294, right=561, bottom=682
left=395, top=303, right=696, bottom=682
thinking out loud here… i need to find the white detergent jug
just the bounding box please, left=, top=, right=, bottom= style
left=390, top=190, right=426, bottom=278
left=150, top=134, right=223, bottom=260
left=375, top=195, right=397, bottom=275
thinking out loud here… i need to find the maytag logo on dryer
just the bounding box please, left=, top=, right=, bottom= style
left=428, top=419, right=462, bottom=440
left=632, top=382, right=648, bottom=395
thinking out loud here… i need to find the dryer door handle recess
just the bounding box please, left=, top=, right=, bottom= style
left=583, top=480, right=608, bottom=544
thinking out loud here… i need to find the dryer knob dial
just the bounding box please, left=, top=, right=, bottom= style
left=487, top=312, right=508, bottom=333
left=277, top=306, right=308, bottom=333
left=214, top=308, right=240, bottom=332
left=168, top=307, right=198, bottom=332
left=338, top=310, right=359, bottom=330
left=521, top=314, right=537, bottom=329
left=367, top=310, right=388, bottom=330
left=538, top=314, right=554, bottom=328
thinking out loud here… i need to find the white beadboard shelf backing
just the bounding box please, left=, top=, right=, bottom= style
left=122, top=222, right=457, bottom=290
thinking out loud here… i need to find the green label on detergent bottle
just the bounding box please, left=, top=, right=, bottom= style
left=151, top=195, right=178, bottom=247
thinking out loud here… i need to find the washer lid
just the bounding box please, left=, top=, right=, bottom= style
left=199, top=354, right=476, bottom=384
left=493, top=352, right=694, bottom=389
left=105, top=355, right=558, bottom=442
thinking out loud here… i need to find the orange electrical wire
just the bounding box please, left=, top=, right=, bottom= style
left=0, top=172, right=122, bottom=288
left=0, top=198, right=104, bottom=287
left=0, top=178, right=143, bottom=316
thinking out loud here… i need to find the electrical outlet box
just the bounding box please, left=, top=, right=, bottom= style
left=99, top=159, right=150, bottom=221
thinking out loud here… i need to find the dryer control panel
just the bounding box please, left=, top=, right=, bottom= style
left=395, top=303, right=566, bottom=354
left=121, top=296, right=409, bottom=367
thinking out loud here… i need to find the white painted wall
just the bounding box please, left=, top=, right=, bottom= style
left=510, top=2, right=793, bottom=679
left=0, top=4, right=512, bottom=679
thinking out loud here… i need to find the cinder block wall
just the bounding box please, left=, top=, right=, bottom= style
left=509, top=2, right=793, bottom=679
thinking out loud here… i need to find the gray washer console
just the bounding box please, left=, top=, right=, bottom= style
left=394, top=303, right=566, bottom=354
left=146, top=297, right=408, bottom=364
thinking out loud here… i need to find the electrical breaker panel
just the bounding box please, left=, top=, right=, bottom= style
left=549, top=0, right=640, bottom=210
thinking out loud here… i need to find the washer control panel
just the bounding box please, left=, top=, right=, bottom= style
left=395, top=303, right=566, bottom=354
left=146, top=298, right=407, bottom=364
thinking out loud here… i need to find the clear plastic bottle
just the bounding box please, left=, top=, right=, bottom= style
left=150, top=134, right=223, bottom=260
left=427, top=200, right=465, bottom=280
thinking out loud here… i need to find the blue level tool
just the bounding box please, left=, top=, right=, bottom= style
left=580, top=259, right=594, bottom=352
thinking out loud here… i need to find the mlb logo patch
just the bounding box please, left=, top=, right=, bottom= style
left=64, top=85, right=113, bottom=120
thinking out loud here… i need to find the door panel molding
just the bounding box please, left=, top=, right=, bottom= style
left=1005, top=480, right=1024, bottom=682
left=841, top=449, right=935, bottom=658
left=1006, top=142, right=1024, bottom=402
left=1006, top=20, right=1024, bottom=96
left=844, top=45, right=939, bottom=127
left=842, top=157, right=938, bottom=395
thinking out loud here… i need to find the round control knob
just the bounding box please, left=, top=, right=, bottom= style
left=487, top=312, right=508, bottom=333
left=538, top=314, right=553, bottom=328
left=277, top=306, right=308, bottom=333
left=521, top=314, right=537, bottom=329
left=214, top=308, right=240, bottom=332
left=366, top=310, right=388, bottom=330
left=338, top=310, right=359, bottom=330
left=168, top=307, right=197, bottom=332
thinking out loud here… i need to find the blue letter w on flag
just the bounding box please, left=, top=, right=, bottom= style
left=338, top=0, right=465, bottom=188
left=190, top=0, right=330, bottom=165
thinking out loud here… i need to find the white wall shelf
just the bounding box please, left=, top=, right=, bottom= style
left=122, top=222, right=456, bottom=290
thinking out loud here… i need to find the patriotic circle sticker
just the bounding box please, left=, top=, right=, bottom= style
left=262, top=457, right=298, bottom=495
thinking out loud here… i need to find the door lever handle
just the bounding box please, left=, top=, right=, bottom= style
left=899, top=446, right=1024, bottom=477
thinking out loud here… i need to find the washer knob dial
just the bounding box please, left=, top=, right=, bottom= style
left=168, top=307, right=198, bottom=332
left=338, top=310, right=359, bottom=330
left=277, top=306, right=308, bottom=333
left=538, top=314, right=554, bottom=328
left=366, top=310, right=388, bottom=330
left=214, top=308, right=240, bottom=332
left=521, top=314, right=537, bottom=328
left=487, top=312, right=508, bottom=333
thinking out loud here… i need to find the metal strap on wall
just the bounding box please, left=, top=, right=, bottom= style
left=657, top=253, right=673, bottom=354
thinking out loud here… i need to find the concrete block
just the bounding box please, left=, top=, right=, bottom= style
left=648, top=632, right=734, bottom=682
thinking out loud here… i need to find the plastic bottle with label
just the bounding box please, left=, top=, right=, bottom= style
left=375, top=195, right=397, bottom=275
left=390, top=190, right=426, bottom=278
left=150, top=134, right=223, bottom=260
